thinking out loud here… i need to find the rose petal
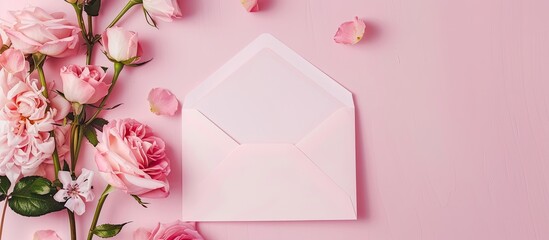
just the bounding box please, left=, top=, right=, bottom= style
left=334, top=16, right=366, bottom=45
left=148, top=88, right=179, bottom=116
left=0, top=48, right=26, bottom=74
left=33, top=230, right=62, bottom=240
left=241, top=0, right=259, bottom=12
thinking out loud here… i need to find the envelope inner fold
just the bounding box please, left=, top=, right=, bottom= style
left=195, top=49, right=346, bottom=144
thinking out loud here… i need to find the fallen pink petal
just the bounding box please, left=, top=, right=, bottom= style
left=148, top=88, right=179, bottom=116
left=241, top=0, right=259, bottom=12
left=334, top=16, right=366, bottom=45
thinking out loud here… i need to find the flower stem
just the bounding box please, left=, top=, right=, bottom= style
left=86, top=15, right=94, bottom=65
left=0, top=197, right=9, bottom=240
left=67, top=209, right=76, bottom=240
left=107, top=0, right=142, bottom=28
left=85, top=62, right=124, bottom=125
left=72, top=3, right=88, bottom=42
left=87, top=185, right=113, bottom=240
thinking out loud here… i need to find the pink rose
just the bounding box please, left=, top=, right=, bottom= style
left=0, top=52, right=70, bottom=181
left=33, top=230, right=62, bottom=240
left=95, top=118, right=170, bottom=198
left=2, top=7, right=80, bottom=58
left=61, top=65, right=110, bottom=105
left=101, top=27, right=142, bottom=64
left=143, top=0, right=182, bottom=22
left=134, top=221, right=204, bottom=240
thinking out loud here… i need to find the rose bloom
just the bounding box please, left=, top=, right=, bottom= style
left=2, top=7, right=80, bottom=58
left=143, top=0, right=182, bottom=22
left=95, top=118, right=170, bottom=198
left=0, top=49, right=70, bottom=181
left=0, top=79, right=69, bottom=181
left=134, top=221, right=204, bottom=240
left=101, top=27, right=142, bottom=64
left=61, top=65, right=110, bottom=105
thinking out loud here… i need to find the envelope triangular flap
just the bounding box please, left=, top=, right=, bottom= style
left=184, top=33, right=353, bottom=108
left=182, top=144, right=356, bottom=221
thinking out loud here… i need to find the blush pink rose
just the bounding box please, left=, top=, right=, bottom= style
left=143, top=0, right=182, bottom=22
left=0, top=53, right=70, bottom=181
left=134, top=221, right=204, bottom=240
left=61, top=65, right=110, bottom=105
left=101, top=27, right=142, bottom=64
left=95, top=118, right=170, bottom=198
left=2, top=7, right=80, bottom=57
left=33, top=230, right=62, bottom=240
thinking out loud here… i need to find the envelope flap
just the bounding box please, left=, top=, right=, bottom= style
left=297, top=107, right=357, bottom=210
left=184, top=34, right=353, bottom=109
left=181, top=109, right=240, bottom=189
left=182, top=144, right=356, bottom=221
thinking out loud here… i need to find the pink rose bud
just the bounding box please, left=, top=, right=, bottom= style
left=134, top=221, right=204, bottom=240
left=143, top=0, right=183, bottom=22
left=2, top=7, right=80, bottom=57
left=95, top=118, right=171, bottom=198
left=33, top=230, right=62, bottom=240
left=334, top=16, right=366, bottom=45
left=101, top=27, right=142, bottom=64
left=60, top=65, right=110, bottom=105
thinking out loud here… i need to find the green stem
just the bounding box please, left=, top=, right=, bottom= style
left=0, top=197, right=9, bottom=240
left=107, top=0, right=141, bottom=28
left=85, top=62, right=124, bottom=125
left=67, top=209, right=76, bottom=240
left=86, top=15, right=94, bottom=65
left=36, top=64, right=48, bottom=99
left=87, top=185, right=113, bottom=240
left=72, top=3, right=88, bottom=42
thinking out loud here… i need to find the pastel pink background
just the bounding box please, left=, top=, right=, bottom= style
left=2, top=0, right=549, bottom=239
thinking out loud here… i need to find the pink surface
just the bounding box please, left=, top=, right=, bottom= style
left=1, top=0, right=549, bottom=239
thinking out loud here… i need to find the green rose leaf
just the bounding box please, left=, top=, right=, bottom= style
left=89, top=118, right=109, bottom=132
left=84, top=0, right=102, bottom=17
left=84, top=125, right=99, bottom=147
left=93, top=222, right=131, bottom=238
left=0, top=176, right=11, bottom=202
left=8, top=176, right=65, bottom=217
left=131, top=195, right=149, bottom=208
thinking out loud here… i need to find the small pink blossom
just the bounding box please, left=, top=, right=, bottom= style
left=2, top=7, right=80, bottom=57
left=334, top=16, right=366, bottom=45
left=241, top=0, right=259, bottom=12
left=54, top=168, right=95, bottom=215
left=134, top=221, right=204, bottom=240
left=148, top=88, right=179, bottom=116
left=95, top=118, right=170, bottom=198
left=33, top=230, right=62, bottom=240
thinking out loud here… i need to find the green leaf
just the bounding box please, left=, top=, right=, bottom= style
left=143, top=8, right=158, bottom=28
left=93, top=222, right=130, bottom=238
left=9, top=176, right=65, bottom=217
left=127, top=58, right=153, bottom=67
left=131, top=195, right=149, bottom=208
left=0, top=176, right=11, bottom=202
left=84, top=0, right=102, bottom=16
left=89, top=118, right=109, bottom=132
left=84, top=125, right=99, bottom=147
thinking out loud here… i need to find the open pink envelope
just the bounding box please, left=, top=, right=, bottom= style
left=181, top=34, right=356, bottom=221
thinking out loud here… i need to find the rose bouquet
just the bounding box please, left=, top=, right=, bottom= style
left=0, top=0, right=194, bottom=239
